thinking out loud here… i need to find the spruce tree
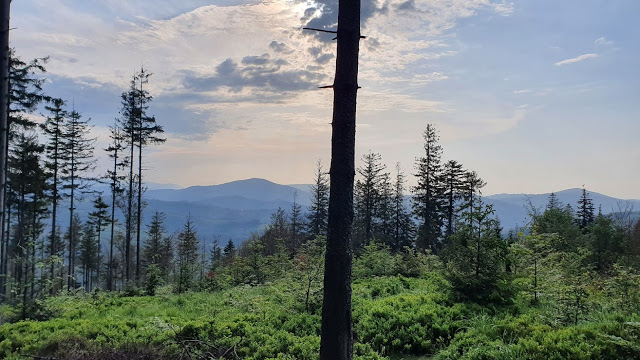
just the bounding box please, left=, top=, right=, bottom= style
left=88, top=195, right=109, bottom=290
left=41, top=98, right=66, bottom=293
left=353, top=151, right=386, bottom=250
left=209, top=237, right=222, bottom=273
left=78, top=221, right=97, bottom=291
left=105, top=125, right=127, bottom=290
left=0, top=52, right=48, bottom=298
left=306, top=161, right=329, bottom=239
left=546, top=192, right=561, bottom=210
left=374, top=171, right=394, bottom=246
left=412, top=124, right=445, bottom=251
left=391, top=164, right=413, bottom=252
left=576, top=187, right=595, bottom=230
left=176, top=217, right=199, bottom=293
left=132, top=68, right=165, bottom=281
left=60, top=108, right=94, bottom=289
left=223, top=239, right=235, bottom=263
left=288, top=193, right=304, bottom=255
left=442, top=160, right=466, bottom=238
left=6, top=132, right=47, bottom=306
left=143, top=211, right=172, bottom=279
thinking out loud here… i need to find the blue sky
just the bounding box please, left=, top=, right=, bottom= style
left=11, top=0, right=640, bottom=198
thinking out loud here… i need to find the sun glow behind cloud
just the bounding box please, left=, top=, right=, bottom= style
left=9, top=0, right=640, bottom=198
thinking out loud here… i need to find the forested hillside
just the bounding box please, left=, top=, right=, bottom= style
left=1, top=1, right=639, bottom=359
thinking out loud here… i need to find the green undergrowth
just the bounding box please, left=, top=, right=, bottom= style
left=1, top=273, right=639, bottom=359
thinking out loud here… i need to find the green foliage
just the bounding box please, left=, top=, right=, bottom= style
left=144, top=264, right=162, bottom=296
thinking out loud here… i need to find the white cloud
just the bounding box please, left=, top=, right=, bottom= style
left=492, top=1, right=514, bottom=16
left=594, top=36, right=613, bottom=46
left=554, top=53, right=598, bottom=66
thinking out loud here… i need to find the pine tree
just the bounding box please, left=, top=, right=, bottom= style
left=60, top=108, right=95, bottom=289
left=176, top=217, right=199, bottom=293
left=576, top=187, right=595, bottom=230
left=412, top=124, right=445, bottom=251
left=41, top=98, right=66, bottom=293
left=306, top=161, right=329, bottom=239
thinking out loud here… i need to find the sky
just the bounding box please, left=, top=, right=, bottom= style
left=10, top=0, right=640, bottom=199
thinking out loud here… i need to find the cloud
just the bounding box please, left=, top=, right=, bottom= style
left=492, top=1, right=514, bottom=16
left=594, top=36, right=613, bottom=46
left=182, top=56, right=326, bottom=95
left=554, top=53, right=598, bottom=66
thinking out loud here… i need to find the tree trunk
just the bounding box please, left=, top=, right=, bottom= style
left=319, top=0, right=360, bottom=358
left=0, top=0, right=10, bottom=301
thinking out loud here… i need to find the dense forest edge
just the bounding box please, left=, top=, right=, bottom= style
left=0, top=50, right=639, bottom=359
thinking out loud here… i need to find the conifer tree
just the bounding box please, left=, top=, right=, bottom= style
left=118, top=81, right=137, bottom=283
left=78, top=221, right=97, bottom=291
left=412, top=124, right=445, bottom=251
left=105, top=125, right=127, bottom=290
left=546, top=192, right=561, bottom=210
left=176, top=217, right=199, bottom=293
left=307, top=161, right=329, bottom=239
left=132, top=68, right=165, bottom=281
left=60, top=108, right=94, bottom=289
left=442, top=160, right=466, bottom=238
left=64, top=214, right=82, bottom=290
left=88, top=195, right=109, bottom=289
left=576, top=187, right=595, bottom=230
left=209, top=237, right=222, bottom=273
left=223, top=239, right=236, bottom=262
left=353, top=151, right=386, bottom=249
left=261, top=208, right=290, bottom=255
left=288, top=193, right=304, bottom=255
left=444, top=200, right=506, bottom=303
left=41, top=98, right=66, bottom=292
left=1, top=52, right=48, bottom=298
left=391, top=164, right=413, bottom=252
left=374, top=172, right=394, bottom=246
left=6, top=132, right=47, bottom=306
left=143, top=211, right=172, bottom=279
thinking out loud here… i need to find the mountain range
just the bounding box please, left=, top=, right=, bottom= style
left=64, top=178, right=639, bottom=247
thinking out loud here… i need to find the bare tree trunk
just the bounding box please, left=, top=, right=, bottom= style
left=0, top=0, right=10, bottom=302
left=319, top=0, right=360, bottom=358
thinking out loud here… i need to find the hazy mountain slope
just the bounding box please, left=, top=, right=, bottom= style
left=146, top=178, right=312, bottom=206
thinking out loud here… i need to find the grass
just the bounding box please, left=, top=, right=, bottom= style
left=1, top=273, right=639, bottom=359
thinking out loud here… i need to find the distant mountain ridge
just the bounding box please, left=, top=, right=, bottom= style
left=64, top=179, right=638, bottom=247
left=484, top=188, right=640, bottom=230
left=139, top=179, right=638, bottom=243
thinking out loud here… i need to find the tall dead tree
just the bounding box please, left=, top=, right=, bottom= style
left=0, top=0, right=10, bottom=301
left=314, top=0, right=361, bottom=358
